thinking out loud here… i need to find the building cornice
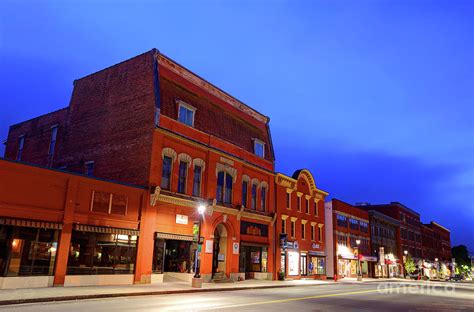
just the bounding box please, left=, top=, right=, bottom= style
left=158, top=54, right=268, bottom=124
left=275, top=173, right=297, bottom=189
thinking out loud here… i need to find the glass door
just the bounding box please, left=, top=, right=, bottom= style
left=300, top=253, right=307, bottom=276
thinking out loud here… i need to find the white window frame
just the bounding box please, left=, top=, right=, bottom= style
left=177, top=100, right=196, bottom=127
left=253, top=138, right=265, bottom=158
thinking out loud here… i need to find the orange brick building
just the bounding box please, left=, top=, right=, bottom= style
left=274, top=170, right=328, bottom=279
left=2, top=49, right=279, bottom=287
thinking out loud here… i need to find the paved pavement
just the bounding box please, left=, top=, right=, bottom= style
left=1, top=281, right=473, bottom=311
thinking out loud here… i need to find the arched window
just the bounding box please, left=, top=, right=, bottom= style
left=216, top=171, right=233, bottom=204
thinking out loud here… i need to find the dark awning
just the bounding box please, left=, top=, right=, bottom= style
left=156, top=232, right=194, bottom=241
left=74, top=224, right=139, bottom=236
left=0, top=217, right=62, bottom=230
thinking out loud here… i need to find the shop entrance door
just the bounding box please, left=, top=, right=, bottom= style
left=300, top=253, right=307, bottom=276
left=212, top=224, right=227, bottom=278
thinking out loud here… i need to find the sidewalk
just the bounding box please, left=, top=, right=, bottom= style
left=0, top=279, right=333, bottom=306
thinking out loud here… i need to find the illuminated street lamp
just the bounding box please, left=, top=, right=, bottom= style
left=403, top=250, right=408, bottom=278
left=356, top=239, right=362, bottom=281
left=194, top=204, right=206, bottom=279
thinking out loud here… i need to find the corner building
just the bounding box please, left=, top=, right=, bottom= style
left=3, top=49, right=277, bottom=286
left=275, top=170, right=328, bottom=279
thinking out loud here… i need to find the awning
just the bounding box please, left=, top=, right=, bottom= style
left=0, top=217, right=62, bottom=230
left=156, top=232, right=195, bottom=241
left=74, top=224, right=139, bottom=236
left=308, top=251, right=326, bottom=256
left=241, top=241, right=268, bottom=248
left=360, top=255, right=378, bottom=262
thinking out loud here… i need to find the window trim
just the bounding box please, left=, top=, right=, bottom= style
left=16, top=134, right=25, bottom=161
left=192, top=165, right=203, bottom=197
left=161, top=156, right=173, bottom=190
left=177, top=100, right=196, bottom=127
left=177, top=160, right=189, bottom=194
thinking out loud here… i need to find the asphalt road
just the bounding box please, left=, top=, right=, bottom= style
left=1, top=282, right=473, bottom=311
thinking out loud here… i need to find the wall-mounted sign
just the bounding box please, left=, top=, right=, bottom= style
left=241, top=221, right=268, bottom=237
left=233, top=242, right=239, bottom=254
left=288, top=251, right=299, bottom=276
left=205, top=240, right=213, bottom=254
left=287, top=241, right=299, bottom=250
left=176, top=214, right=188, bottom=225
left=218, top=253, right=225, bottom=262
left=312, top=243, right=320, bottom=249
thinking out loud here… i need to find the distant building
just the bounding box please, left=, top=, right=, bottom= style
left=325, top=199, right=373, bottom=280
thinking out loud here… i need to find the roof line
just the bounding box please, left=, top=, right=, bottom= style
left=9, top=107, right=69, bottom=129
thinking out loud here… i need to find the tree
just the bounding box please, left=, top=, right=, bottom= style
left=405, top=254, right=416, bottom=275
left=452, top=245, right=471, bottom=277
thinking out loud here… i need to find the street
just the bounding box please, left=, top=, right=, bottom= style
left=1, top=281, right=473, bottom=312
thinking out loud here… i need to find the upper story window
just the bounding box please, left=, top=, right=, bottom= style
left=291, top=220, right=296, bottom=238
left=314, top=201, right=319, bottom=216
left=253, top=139, right=265, bottom=158
left=161, top=156, right=173, bottom=190
left=360, top=221, right=369, bottom=233
left=281, top=218, right=287, bottom=234
left=286, top=192, right=291, bottom=209
left=301, top=222, right=306, bottom=239
left=251, top=184, right=257, bottom=210
left=177, top=101, right=196, bottom=127
left=349, top=218, right=359, bottom=230
left=16, top=135, right=25, bottom=161
left=91, top=191, right=128, bottom=216
left=297, top=195, right=302, bottom=212
left=336, top=214, right=347, bottom=227
left=305, top=198, right=309, bottom=214
left=216, top=171, right=233, bottom=204
left=48, top=125, right=58, bottom=156
left=192, top=165, right=202, bottom=197
left=242, top=180, right=248, bottom=207
left=177, top=161, right=188, bottom=194
left=260, top=186, right=267, bottom=212
left=311, top=224, right=316, bottom=241
left=85, top=161, right=94, bottom=176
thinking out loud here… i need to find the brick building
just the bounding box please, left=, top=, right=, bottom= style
left=274, top=170, right=328, bottom=280
left=3, top=49, right=279, bottom=286
left=357, top=202, right=422, bottom=267
left=325, top=199, right=373, bottom=280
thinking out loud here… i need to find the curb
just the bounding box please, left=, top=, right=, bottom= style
left=0, top=283, right=334, bottom=306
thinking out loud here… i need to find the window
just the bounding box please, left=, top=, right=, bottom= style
left=85, top=161, right=94, bottom=176
left=314, top=201, right=318, bottom=216
left=242, top=181, right=248, bottom=207
left=360, top=221, right=368, bottom=233
left=301, top=223, right=306, bottom=239
left=311, top=225, right=315, bottom=241
left=337, top=234, right=347, bottom=246
left=291, top=220, right=296, bottom=238
left=16, top=135, right=25, bottom=161
left=282, top=219, right=286, bottom=234
left=260, top=186, right=267, bottom=211
left=91, top=191, right=128, bottom=216
left=251, top=184, right=257, bottom=210
left=286, top=192, right=291, bottom=209
left=67, top=231, right=137, bottom=275
left=178, top=102, right=195, bottom=127
left=192, top=165, right=202, bottom=197
left=177, top=161, right=188, bottom=194
left=48, top=125, right=58, bottom=156
left=216, top=171, right=233, bottom=204
left=305, top=198, right=309, bottom=214
left=253, top=139, right=265, bottom=158
left=0, top=224, right=59, bottom=277
left=161, top=156, right=172, bottom=190
left=318, top=226, right=323, bottom=241
left=349, top=219, right=359, bottom=230
left=336, top=214, right=348, bottom=227
left=297, top=196, right=302, bottom=212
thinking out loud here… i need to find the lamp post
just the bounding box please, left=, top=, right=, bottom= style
left=435, top=258, right=439, bottom=279
left=356, top=239, right=362, bottom=281
left=193, top=204, right=206, bottom=279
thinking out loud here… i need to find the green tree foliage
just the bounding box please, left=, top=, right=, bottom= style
left=405, top=254, right=416, bottom=275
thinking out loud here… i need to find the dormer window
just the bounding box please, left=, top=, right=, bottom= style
left=253, top=139, right=265, bottom=158
left=177, top=100, right=195, bottom=127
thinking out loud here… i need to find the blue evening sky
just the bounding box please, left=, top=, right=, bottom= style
left=1, top=0, right=473, bottom=250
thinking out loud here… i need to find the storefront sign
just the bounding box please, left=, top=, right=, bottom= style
left=233, top=242, right=239, bottom=254
left=360, top=255, right=378, bottom=262
left=240, top=221, right=268, bottom=237
left=288, top=251, right=299, bottom=276
left=311, top=243, right=320, bottom=249
left=286, top=241, right=299, bottom=250
left=176, top=214, right=188, bottom=225
left=205, top=240, right=213, bottom=253
left=280, top=233, right=288, bottom=248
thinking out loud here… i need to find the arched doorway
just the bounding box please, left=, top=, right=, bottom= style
left=212, top=224, right=228, bottom=279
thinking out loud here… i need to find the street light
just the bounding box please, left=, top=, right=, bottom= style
left=403, top=250, right=408, bottom=278
left=194, top=204, right=206, bottom=279
left=356, top=239, right=362, bottom=281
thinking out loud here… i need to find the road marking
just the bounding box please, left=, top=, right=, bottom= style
left=217, top=287, right=405, bottom=309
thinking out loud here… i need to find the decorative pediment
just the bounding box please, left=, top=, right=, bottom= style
left=178, top=153, right=192, bottom=167
left=193, top=158, right=206, bottom=171
left=162, top=147, right=177, bottom=162
left=275, top=173, right=297, bottom=190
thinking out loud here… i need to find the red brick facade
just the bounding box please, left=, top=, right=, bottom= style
left=421, top=222, right=452, bottom=262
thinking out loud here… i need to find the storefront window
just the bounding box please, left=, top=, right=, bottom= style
left=153, top=238, right=195, bottom=273
left=0, top=225, right=59, bottom=277
left=67, top=231, right=137, bottom=275
left=309, top=256, right=326, bottom=275
left=287, top=251, right=299, bottom=276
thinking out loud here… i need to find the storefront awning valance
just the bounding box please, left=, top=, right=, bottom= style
left=74, top=224, right=139, bottom=236
left=241, top=241, right=269, bottom=248
left=155, top=232, right=195, bottom=241
left=0, top=217, right=62, bottom=230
